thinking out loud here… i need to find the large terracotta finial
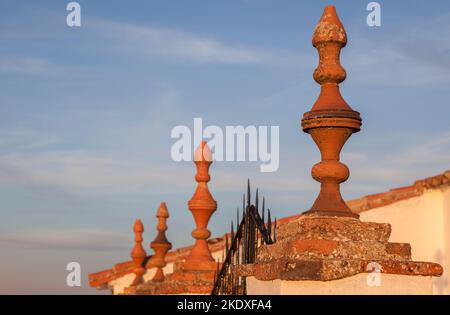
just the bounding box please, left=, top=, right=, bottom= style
left=301, top=6, right=362, bottom=218
left=130, top=219, right=147, bottom=286
left=186, top=141, right=217, bottom=263
left=149, top=202, right=172, bottom=282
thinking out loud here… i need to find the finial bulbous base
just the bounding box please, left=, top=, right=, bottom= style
left=152, top=268, right=165, bottom=282
left=187, top=239, right=214, bottom=262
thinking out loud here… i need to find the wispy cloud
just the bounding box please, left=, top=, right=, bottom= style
left=2, top=132, right=447, bottom=198
left=343, top=132, right=450, bottom=192
left=0, top=151, right=194, bottom=195
left=347, top=42, right=450, bottom=87
left=386, top=133, right=450, bottom=167
left=91, top=19, right=308, bottom=66
left=0, top=128, right=59, bottom=151
left=0, top=55, right=79, bottom=77
left=0, top=229, right=129, bottom=251
left=345, top=12, right=450, bottom=87
left=0, top=56, right=52, bottom=74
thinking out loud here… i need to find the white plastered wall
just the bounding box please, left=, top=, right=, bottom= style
left=360, top=188, right=449, bottom=295
left=247, top=274, right=434, bottom=295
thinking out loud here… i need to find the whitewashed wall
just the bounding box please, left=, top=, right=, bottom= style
left=360, top=187, right=450, bottom=295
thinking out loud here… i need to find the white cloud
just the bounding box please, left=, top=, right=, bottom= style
left=0, top=128, right=59, bottom=150
left=342, top=152, right=369, bottom=163
left=0, top=151, right=192, bottom=195
left=0, top=56, right=51, bottom=74
left=0, top=55, right=80, bottom=77
left=343, top=132, right=450, bottom=194
left=346, top=42, right=450, bottom=87
left=210, top=168, right=317, bottom=193
left=0, top=229, right=129, bottom=251
left=91, top=19, right=307, bottom=66
left=2, top=131, right=445, bottom=198
left=346, top=13, right=450, bottom=87
left=386, top=133, right=450, bottom=167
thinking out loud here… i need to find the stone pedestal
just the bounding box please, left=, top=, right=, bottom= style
left=236, top=215, right=443, bottom=295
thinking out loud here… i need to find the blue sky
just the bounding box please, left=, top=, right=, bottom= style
left=0, top=0, right=449, bottom=294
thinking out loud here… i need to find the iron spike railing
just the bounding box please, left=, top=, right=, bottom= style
left=212, top=180, right=276, bottom=295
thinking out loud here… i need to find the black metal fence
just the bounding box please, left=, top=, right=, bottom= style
left=212, top=181, right=276, bottom=295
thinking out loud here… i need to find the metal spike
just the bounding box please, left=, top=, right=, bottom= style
left=225, top=234, right=229, bottom=255
left=261, top=205, right=265, bottom=245
left=231, top=221, right=234, bottom=244
left=242, top=208, right=247, bottom=263
left=267, top=209, right=272, bottom=239
left=255, top=188, right=259, bottom=212
left=247, top=179, right=251, bottom=208
left=237, top=207, right=240, bottom=225
left=242, top=194, right=245, bottom=215
left=217, top=262, right=220, bottom=289
left=274, top=217, right=277, bottom=242
left=237, top=238, right=240, bottom=265
left=262, top=203, right=265, bottom=224
left=262, top=197, right=265, bottom=224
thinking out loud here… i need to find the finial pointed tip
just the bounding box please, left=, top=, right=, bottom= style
left=324, top=5, right=336, bottom=12
left=314, top=5, right=346, bottom=47
left=157, top=202, right=169, bottom=218
left=194, top=140, right=212, bottom=162
left=133, top=219, right=144, bottom=232
left=321, top=5, right=341, bottom=23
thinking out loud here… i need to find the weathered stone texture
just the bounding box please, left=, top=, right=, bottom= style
left=251, top=258, right=442, bottom=282
left=248, top=214, right=443, bottom=282
left=277, top=216, right=391, bottom=242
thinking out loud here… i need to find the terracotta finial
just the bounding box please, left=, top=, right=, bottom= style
left=150, top=202, right=172, bottom=282
left=186, top=141, right=217, bottom=263
left=130, top=219, right=147, bottom=286
left=301, top=6, right=362, bottom=218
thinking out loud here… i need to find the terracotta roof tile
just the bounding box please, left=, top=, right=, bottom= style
left=350, top=170, right=449, bottom=214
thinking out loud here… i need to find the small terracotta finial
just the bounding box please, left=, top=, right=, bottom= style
left=186, top=141, right=217, bottom=263
left=150, top=202, right=172, bottom=282
left=130, top=219, right=146, bottom=286
left=301, top=6, right=362, bottom=218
